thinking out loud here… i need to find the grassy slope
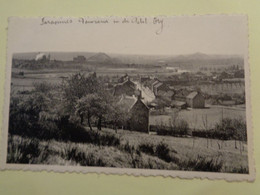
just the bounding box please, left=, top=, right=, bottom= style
left=102, top=128, right=248, bottom=172
left=7, top=127, right=248, bottom=173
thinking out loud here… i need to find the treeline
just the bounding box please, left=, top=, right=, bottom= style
left=150, top=115, right=247, bottom=142
left=9, top=73, right=129, bottom=141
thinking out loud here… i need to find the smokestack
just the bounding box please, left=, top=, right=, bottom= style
left=35, top=52, right=46, bottom=61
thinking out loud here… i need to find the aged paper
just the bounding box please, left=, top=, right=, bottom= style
left=0, top=16, right=254, bottom=181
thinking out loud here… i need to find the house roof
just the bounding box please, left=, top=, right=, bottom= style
left=118, top=95, right=137, bottom=111
left=175, top=89, right=190, bottom=98
left=152, top=80, right=160, bottom=87
left=116, top=79, right=136, bottom=89
left=186, top=91, right=199, bottom=99
left=157, top=90, right=174, bottom=97
left=164, top=90, right=175, bottom=97
left=187, top=91, right=203, bottom=99
left=171, top=100, right=186, bottom=107
left=153, top=82, right=163, bottom=89
left=118, top=95, right=149, bottom=111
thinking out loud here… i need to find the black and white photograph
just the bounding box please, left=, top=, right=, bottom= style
left=1, top=16, right=254, bottom=180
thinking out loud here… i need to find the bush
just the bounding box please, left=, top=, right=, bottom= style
left=138, top=143, right=155, bottom=155
left=66, top=126, right=120, bottom=146
left=156, top=119, right=189, bottom=137
left=123, top=142, right=135, bottom=154
left=192, top=118, right=247, bottom=141
left=192, top=130, right=230, bottom=140
left=155, top=142, right=171, bottom=162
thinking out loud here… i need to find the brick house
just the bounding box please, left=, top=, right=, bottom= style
left=118, top=93, right=150, bottom=133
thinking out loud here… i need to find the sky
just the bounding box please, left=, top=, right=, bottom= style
left=8, top=16, right=248, bottom=56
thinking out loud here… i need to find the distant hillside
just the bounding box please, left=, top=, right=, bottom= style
left=13, top=52, right=96, bottom=61
left=164, top=52, right=244, bottom=67
left=86, top=52, right=119, bottom=64
left=13, top=52, right=244, bottom=68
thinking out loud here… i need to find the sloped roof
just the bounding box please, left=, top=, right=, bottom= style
left=175, top=89, right=190, bottom=97
left=153, top=82, right=163, bottom=89
left=171, top=100, right=186, bottom=107
left=118, top=95, right=149, bottom=111
left=164, top=90, right=175, bottom=97
left=118, top=95, right=137, bottom=111
left=116, top=79, right=136, bottom=89
left=157, top=90, right=174, bottom=97
left=186, top=91, right=199, bottom=99
left=152, top=80, right=160, bottom=86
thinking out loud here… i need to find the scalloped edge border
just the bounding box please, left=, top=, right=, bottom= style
left=0, top=15, right=255, bottom=182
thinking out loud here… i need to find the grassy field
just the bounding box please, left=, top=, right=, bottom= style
left=7, top=127, right=248, bottom=173
left=150, top=106, right=246, bottom=130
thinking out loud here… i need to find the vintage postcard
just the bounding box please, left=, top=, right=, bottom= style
left=0, top=16, right=254, bottom=181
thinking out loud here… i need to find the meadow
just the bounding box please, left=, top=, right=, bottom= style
left=150, top=106, right=246, bottom=130
left=7, top=127, right=248, bottom=173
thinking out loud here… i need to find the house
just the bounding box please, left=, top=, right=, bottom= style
left=118, top=93, right=150, bottom=133
left=113, top=78, right=137, bottom=96
left=157, top=90, right=175, bottom=102
left=153, top=82, right=169, bottom=96
left=151, top=80, right=160, bottom=92
left=143, top=78, right=159, bottom=91
left=186, top=91, right=205, bottom=108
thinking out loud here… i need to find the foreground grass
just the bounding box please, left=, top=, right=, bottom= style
left=7, top=127, right=249, bottom=173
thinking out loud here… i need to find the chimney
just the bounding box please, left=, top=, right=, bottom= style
left=138, top=90, right=142, bottom=100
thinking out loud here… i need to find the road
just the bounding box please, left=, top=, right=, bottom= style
left=133, top=81, right=155, bottom=103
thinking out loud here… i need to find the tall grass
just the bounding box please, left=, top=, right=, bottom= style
left=60, top=144, right=106, bottom=166
left=179, top=155, right=223, bottom=172
left=7, top=135, right=48, bottom=164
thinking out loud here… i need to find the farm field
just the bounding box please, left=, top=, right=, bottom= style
left=8, top=127, right=248, bottom=173
left=150, top=106, right=246, bottom=130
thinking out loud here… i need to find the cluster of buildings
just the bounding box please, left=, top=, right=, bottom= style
left=109, top=74, right=206, bottom=133
left=141, top=77, right=205, bottom=109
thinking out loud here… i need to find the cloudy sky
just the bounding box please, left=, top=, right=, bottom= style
left=8, top=15, right=247, bottom=56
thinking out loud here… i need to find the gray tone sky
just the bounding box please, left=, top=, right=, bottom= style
left=8, top=16, right=247, bottom=56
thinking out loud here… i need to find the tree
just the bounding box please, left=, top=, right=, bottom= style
left=75, top=94, right=98, bottom=130
left=61, top=72, right=101, bottom=105
left=107, top=101, right=130, bottom=133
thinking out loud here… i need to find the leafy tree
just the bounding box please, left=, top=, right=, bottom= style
left=62, top=72, right=117, bottom=131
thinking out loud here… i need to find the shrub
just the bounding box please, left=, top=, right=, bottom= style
left=123, top=142, right=135, bottom=154
left=65, top=126, right=120, bottom=146
left=138, top=143, right=155, bottom=155
left=192, top=118, right=247, bottom=141
left=155, top=142, right=171, bottom=162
